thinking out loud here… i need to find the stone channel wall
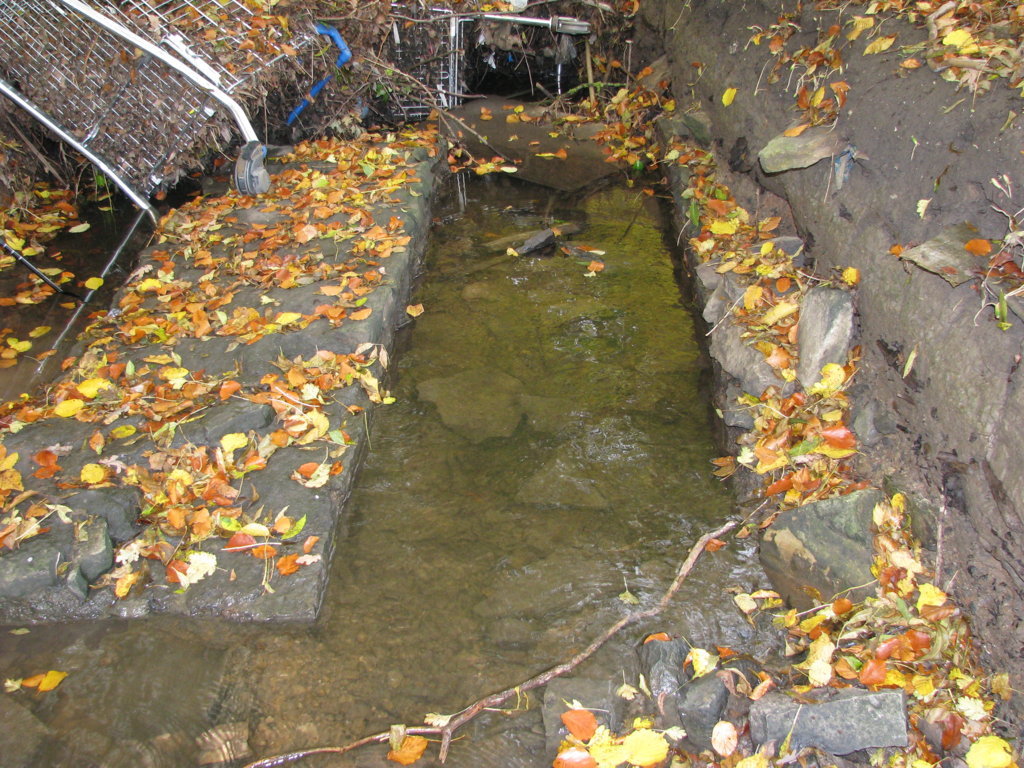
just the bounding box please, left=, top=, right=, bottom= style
left=0, top=139, right=440, bottom=623
left=639, top=0, right=1024, bottom=700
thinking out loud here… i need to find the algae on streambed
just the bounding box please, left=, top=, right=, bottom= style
left=0, top=175, right=775, bottom=767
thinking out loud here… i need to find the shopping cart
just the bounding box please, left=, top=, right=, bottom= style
left=0, top=0, right=319, bottom=221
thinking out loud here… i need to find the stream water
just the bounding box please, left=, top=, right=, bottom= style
left=0, top=175, right=772, bottom=767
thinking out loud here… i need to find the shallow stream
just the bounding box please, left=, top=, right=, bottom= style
left=0, top=175, right=771, bottom=767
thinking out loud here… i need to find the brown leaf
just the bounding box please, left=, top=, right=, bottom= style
left=561, top=708, right=598, bottom=741
left=704, top=538, right=727, bottom=552
left=820, top=424, right=857, bottom=449
left=859, top=657, right=887, bottom=687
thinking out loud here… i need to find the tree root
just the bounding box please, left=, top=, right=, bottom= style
left=242, top=519, right=738, bottom=768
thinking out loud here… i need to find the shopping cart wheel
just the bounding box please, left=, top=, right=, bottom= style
left=234, top=141, right=271, bottom=196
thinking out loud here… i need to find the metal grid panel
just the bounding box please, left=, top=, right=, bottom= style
left=0, top=0, right=219, bottom=193
left=106, top=0, right=305, bottom=92
left=383, top=5, right=470, bottom=122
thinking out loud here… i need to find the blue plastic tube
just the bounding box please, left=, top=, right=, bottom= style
left=287, top=23, right=352, bottom=125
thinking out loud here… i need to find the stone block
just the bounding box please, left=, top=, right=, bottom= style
left=749, top=690, right=907, bottom=754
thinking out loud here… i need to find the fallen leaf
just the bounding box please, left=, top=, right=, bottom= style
left=965, top=734, right=1012, bottom=768
left=562, top=708, right=599, bottom=741
left=722, top=87, right=737, bottom=106
left=276, top=553, right=301, bottom=575
left=406, top=304, right=425, bottom=317
left=621, top=728, right=669, bottom=766
left=554, top=747, right=597, bottom=768
left=53, top=399, right=85, bottom=418
left=711, top=721, right=738, bottom=757
left=387, top=735, right=429, bottom=765
left=864, top=34, right=896, bottom=55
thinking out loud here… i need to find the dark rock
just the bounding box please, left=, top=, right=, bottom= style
left=796, top=287, right=855, bottom=391
left=171, top=399, right=275, bottom=448
left=74, top=516, right=113, bottom=581
left=760, top=489, right=883, bottom=609
left=676, top=673, right=729, bottom=750
left=63, top=564, right=89, bottom=601
left=542, top=677, right=622, bottom=756
left=702, top=271, right=744, bottom=326
left=0, top=694, right=52, bottom=767
left=749, top=690, right=908, bottom=754
left=850, top=397, right=897, bottom=448
left=62, top=488, right=142, bottom=542
left=0, top=522, right=74, bottom=599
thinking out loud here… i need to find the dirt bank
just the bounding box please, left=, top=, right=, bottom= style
left=637, top=0, right=1024, bottom=722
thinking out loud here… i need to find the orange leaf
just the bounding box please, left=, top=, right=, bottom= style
left=859, top=657, right=887, bottom=687
left=277, top=553, right=301, bottom=575
left=587, top=260, right=605, bottom=273
left=219, top=380, right=242, bottom=400
left=387, top=735, right=429, bottom=765
left=704, top=538, right=727, bottom=552
left=783, top=123, right=810, bottom=137
left=775, top=276, right=791, bottom=293
left=561, top=708, right=599, bottom=741
left=832, top=597, right=853, bottom=615
left=765, top=473, right=794, bottom=496
left=643, top=632, right=672, bottom=644
left=250, top=545, right=277, bottom=559
left=554, top=747, right=598, bottom=768
left=820, top=424, right=856, bottom=449
left=296, top=462, right=320, bottom=479
left=964, top=238, right=991, bottom=256
left=302, top=535, right=320, bottom=554
left=350, top=308, right=372, bottom=321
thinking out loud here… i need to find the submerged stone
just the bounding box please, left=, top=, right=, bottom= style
left=417, top=369, right=525, bottom=442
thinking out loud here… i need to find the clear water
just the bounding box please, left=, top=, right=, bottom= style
left=0, top=176, right=769, bottom=767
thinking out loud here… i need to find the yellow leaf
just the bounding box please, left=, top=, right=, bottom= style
left=110, top=425, right=137, bottom=439
left=159, top=367, right=189, bottom=381
left=760, top=300, right=799, bottom=326
left=77, top=378, right=111, bottom=399
left=842, top=267, right=860, bottom=284
left=784, top=123, right=810, bottom=137
left=54, top=399, right=85, bottom=418
left=911, top=673, right=936, bottom=700
left=275, top=312, right=303, bottom=325
left=686, top=647, right=719, bottom=677
left=916, top=582, right=948, bottom=612
left=28, top=325, right=51, bottom=338
left=220, top=432, right=249, bottom=454
left=37, top=669, right=68, bottom=692
left=84, top=277, right=104, bottom=291
left=136, top=278, right=163, bottom=292
left=722, top=87, right=737, bottom=106
left=743, top=284, right=763, bottom=310
left=966, top=743, right=1015, bottom=768
left=846, top=15, right=874, bottom=40
left=709, top=219, right=739, bottom=235
left=808, top=363, right=846, bottom=395
left=621, top=728, right=669, bottom=767
left=80, top=463, right=107, bottom=484
left=943, top=28, right=979, bottom=54
left=817, top=445, right=858, bottom=459
left=736, top=754, right=770, bottom=768
left=0, top=451, right=19, bottom=472
left=864, top=34, right=896, bottom=55
left=143, top=354, right=174, bottom=364
left=7, top=338, right=31, bottom=353
left=406, top=304, right=425, bottom=317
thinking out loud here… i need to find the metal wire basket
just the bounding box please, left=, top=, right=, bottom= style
left=0, top=0, right=317, bottom=219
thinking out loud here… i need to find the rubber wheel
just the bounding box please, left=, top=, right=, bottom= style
left=234, top=141, right=271, bottom=196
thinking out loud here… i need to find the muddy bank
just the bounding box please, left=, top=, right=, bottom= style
left=638, top=0, right=1024, bottom=718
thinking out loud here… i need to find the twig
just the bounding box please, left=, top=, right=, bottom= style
left=242, top=519, right=737, bottom=768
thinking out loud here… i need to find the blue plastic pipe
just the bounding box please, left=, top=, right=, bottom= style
left=287, top=23, right=352, bottom=125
